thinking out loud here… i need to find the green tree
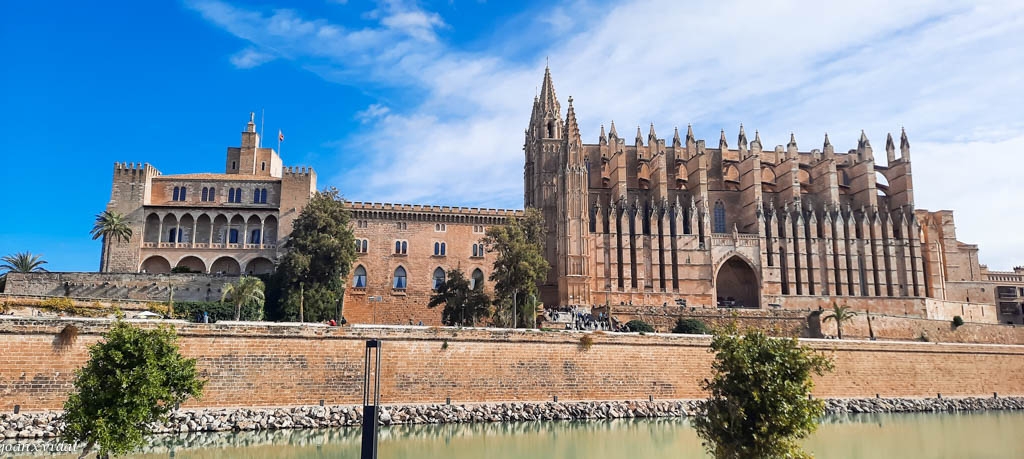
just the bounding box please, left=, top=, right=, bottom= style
left=0, top=251, right=48, bottom=292
left=90, top=210, right=134, bottom=273
left=428, top=268, right=491, bottom=326
left=275, top=188, right=356, bottom=322
left=624, top=319, right=654, bottom=333
left=483, top=208, right=550, bottom=328
left=221, top=276, right=266, bottom=321
left=694, top=326, right=834, bottom=459
left=822, top=303, right=857, bottom=339
left=63, top=320, right=204, bottom=458
left=672, top=318, right=709, bottom=335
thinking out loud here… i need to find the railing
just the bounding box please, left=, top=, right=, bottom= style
left=142, top=242, right=275, bottom=251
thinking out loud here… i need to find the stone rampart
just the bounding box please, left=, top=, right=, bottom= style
left=1, top=318, right=1022, bottom=412
left=4, top=272, right=238, bottom=303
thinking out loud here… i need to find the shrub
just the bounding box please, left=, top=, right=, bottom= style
left=952, top=316, right=965, bottom=327
left=170, top=266, right=197, bottom=273
left=624, top=319, right=654, bottom=333
left=673, top=318, right=710, bottom=335
left=695, top=326, right=834, bottom=458
left=579, top=334, right=594, bottom=351
left=170, top=301, right=260, bottom=322
left=441, top=340, right=449, bottom=350
left=147, top=302, right=171, bottom=317
left=40, top=297, right=80, bottom=315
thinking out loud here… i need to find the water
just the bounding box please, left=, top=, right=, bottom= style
left=10, top=411, right=1024, bottom=458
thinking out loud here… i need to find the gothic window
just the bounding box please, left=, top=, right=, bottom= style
left=228, top=188, right=235, bottom=203
left=234, top=188, right=243, bottom=203
left=232, top=160, right=237, bottom=170
left=172, top=187, right=180, bottom=201
left=229, top=229, right=239, bottom=244
left=433, top=242, right=446, bottom=256
left=201, top=187, right=208, bottom=202
left=472, top=243, right=485, bottom=258
left=395, top=241, right=401, bottom=254
left=395, top=240, right=408, bottom=255
left=168, top=228, right=176, bottom=243
left=250, top=229, right=261, bottom=244
left=435, top=223, right=447, bottom=232
left=471, top=268, right=484, bottom=290
left=714, top=201, right=727, bottom=233
left=180, top=187, right=186, bottom=201
left=253, top=190, right=260, bottom=204
left=401, top=241, right=408, bottom=254
left=362, top=239, right=368, bottom=253
left=261, top=162, right=266, bottom=171
left=260, top=188, right=268, bottom=204
left=393, top=266, right=407, bottom=289
left=433, top=267, right=446, bottom=290
left=353, top=265, right=367, bottom=288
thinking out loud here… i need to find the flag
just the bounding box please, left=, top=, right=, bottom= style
left=278, top=130, right=284, bottom=142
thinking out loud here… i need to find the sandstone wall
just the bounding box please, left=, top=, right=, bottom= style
left=1, top=318, right=1022, bottom=412
left=4, top=272, right=238, bottom=303
left=819, top=313, right=1024, bottom=345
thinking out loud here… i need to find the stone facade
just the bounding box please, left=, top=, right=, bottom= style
left=103, top=113, right=316, bottom=275
left=521, top=66, right=1019, bottom=323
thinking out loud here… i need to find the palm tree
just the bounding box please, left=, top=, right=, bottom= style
left=0, top=252, right=48, bottom=291
left=90, top=210, right=133, bottom=273
left=823, top=303, right=858, bottom=339
left=221, top=276, right=266, bottom=321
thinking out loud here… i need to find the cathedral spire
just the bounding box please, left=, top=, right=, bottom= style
left=823, top=132, right=834, bottom=159
left=564, top=96, right=580, bottom=144
left=609, top=120, right=618, bottom=139
left=719, top=129, right=728, bottom=150
left=648, top=123, right=657, bottom=143
left=885, top=132, right=896, bottom=164
left=751, top=129, right=762, bottom=151
left=900, top=127, right=911, bottom=160
left=857, top=130, right=873, bottom=161
left=686, top=124, right=695, bottom=143
left=599, top=124, right=607, bottom=145
left=672, top=126, right=682, bottom=148
left=538, top=65, right=560, bottom=117
left=787, top=132, right=798, bottom=159
left=635, top=125, right=643, bottom=145
left=737, top=124, right=748, bottom=159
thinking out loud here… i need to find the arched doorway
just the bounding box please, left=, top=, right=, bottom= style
left=210, top=256, right=241, bottom=275
left=245, top=257, right=274, bottom=275
left=715, top=256, right=759, bottom=308
left=176, top=256, right=206, bottom=273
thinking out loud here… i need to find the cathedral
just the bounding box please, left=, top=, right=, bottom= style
left=523, top=66, right=1022, bottom=324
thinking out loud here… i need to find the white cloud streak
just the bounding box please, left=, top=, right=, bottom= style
left=229, top=47, right=276, bottom=68
left=188, top=0, right=1024, bottom=269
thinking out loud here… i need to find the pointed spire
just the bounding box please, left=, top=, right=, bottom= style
left=609, top=120, right=618, bottom=138
left=672, top=126, right=682, bottom=148
left=599, top=124, right=607, bottom=145
left=635, top=125, right=644, bottom=145
left=686, top=124, right=695, bottom=143
left=719, top=129, right=728, bottom=150
left=823, top=132, right=834, bottom=159
left=564, top=96, right=580, bottom=142
left=750, top=129, right=762, bottom=152
left=538, top=65, right=560, bottom=117
left=857, top=130, right=874, bottom=161
left=738, top=124, right=748, bottom=148
left=648, top=123, right=657, bottom=142
left=787, top=132, right=798, bottom=159
left=885, top=132, right=896, bottom=164
left=858, top=130, right=871, bottom=148
left=900, top=127, right=911, bottom=160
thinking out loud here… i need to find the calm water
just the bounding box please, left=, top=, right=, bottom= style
left=10, top=411, right=1024, bottom=458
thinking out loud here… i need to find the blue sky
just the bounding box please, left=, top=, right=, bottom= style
left=2, top=0, right=1024, bottom=272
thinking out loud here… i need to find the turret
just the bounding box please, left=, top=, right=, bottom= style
left=856, top=130, right=873, bottom=162
left=787, top=132, right=798, bottom=160
left=823, top=133, right=834, bottom=159
left=750, top=130, right=763, bottom=156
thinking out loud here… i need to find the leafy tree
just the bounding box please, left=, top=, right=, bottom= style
left=221, top=276, right=266, bottom=321
left=275, top=188, right=356, bottom=322
left=0, top=251, right=48, bottom=292
left=672, top=318, right=709, bottom=335
left=483, top=208, right=550, bottom=328
left=624, top=319, right=654, bottom=333
left=428, top=268, right=491, bottom=326
left=823, top=303, right=857, bottom=339
left=63, top=320, right=204, bottom=458
left=90, top=210, right=133, bottom=273
left=694, top=326, right=834, bottom=459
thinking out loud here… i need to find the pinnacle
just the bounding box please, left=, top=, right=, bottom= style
left=649, top=122, right=657, bottom=140
left=672, top=126, right=681, bottom=147
left=824, top=132, right=831, bottom=146
left=686, top=124, right=695, bottom=142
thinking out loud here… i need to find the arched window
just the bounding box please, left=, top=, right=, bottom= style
left=201, top=187, right=208, bottom=202
left=362, top=240, right=368, bottom=253
left=401, top=241, right=408, bottom=254
left=356, top=240, right=363, bottom=252
left=250, top=229, right=261, bottom=244
left=472, top=244, right=478, bottom=257
left=393, top=266, right=407, bottom=289
left=471, top=268, right=484, bottom=290
left=260, top=189, right=268, bottom=203
left=172, top=187, right=180, bottom=201
left=253, top=190, right=260, bottom=203
left=235, top=188, right=243, bottom=202
left=714, top=201, right=727, bottom=233
left=440, top=242, right=446, bottom=256
left=168, top=228, right=177, bottom=243
left=231, top=160, right=237, bottom=170
left=228, top=188, right=235, bottom=203
left=353, top=266, right=367, bottom=288
left=433, top=267, right=446, bottom=290
left=433, top=242, right=440, bottom=255
left=261, top=161, right=266, bottom=171
left=180, top=186, right=186, bottom=201
left=395, top=241, right=402, bottom=254
left=229, top=229, right=239, bottom=244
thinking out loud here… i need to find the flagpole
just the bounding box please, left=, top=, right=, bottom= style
left=259, top=108, right=265, bottom=148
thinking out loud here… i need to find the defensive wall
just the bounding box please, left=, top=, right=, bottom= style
left=2, top=317, right=1023, bottom=412
left=4, top=272, right=238, bottom=303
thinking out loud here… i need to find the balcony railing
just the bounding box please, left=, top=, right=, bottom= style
left=142, top=242, right=277, bottom=250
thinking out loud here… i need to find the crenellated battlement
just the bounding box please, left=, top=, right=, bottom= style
left=345, top=201, right=524, bottom=217
left=113, top=162, right=160, bottom=176
left=282, top=166, right=314, bottom=176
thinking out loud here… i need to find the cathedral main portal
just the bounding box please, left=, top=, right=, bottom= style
left=715, top=256, right=760, bottom=308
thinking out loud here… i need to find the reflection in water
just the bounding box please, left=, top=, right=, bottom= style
left=7, top=412, right=1024, bottom=458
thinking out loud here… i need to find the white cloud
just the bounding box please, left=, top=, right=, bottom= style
left=356, top=103, right=391, bottom=122
left=229, top=47, right=276, bottom=68
left=191, top=0, right=1024, bottom=269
